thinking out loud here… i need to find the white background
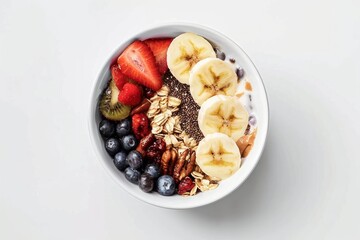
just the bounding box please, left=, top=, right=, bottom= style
left=1, top=0, right=359, bottom=239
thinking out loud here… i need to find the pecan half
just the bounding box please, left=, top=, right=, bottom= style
left=173, top=148, right=189, bottom=183
left=168, top=148, right=177, bottom=176
left=179, top=150, right=196, bottom=181
left=136, top=133, right=155, bottom=157
left=236, top=129, right=257, bottom=158
left=160, top=149, right=172, bottom=175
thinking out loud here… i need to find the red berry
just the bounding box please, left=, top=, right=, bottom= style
left=144, top=87, right=156, bottom=98
left=111, top=64, right=127, bottom=90
left=177, top=177, right=195, bottom=195
left=144, top=38, right=173, bottom=75
left=132, top=113, right=151, bottom=140
left=118, top=83, right=143, bottom=106
left=118, top=40, right=163, bottom=91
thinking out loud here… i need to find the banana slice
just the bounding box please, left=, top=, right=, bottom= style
left=198, top=95, right=249, bottom=141
left=167, top=33, right=216, bottom=85
left=196, top=133, right=241, bottom=180
left=189, top=58, right=237, bottom=106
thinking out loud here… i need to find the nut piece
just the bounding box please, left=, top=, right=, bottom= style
left=168, top=148, right=177, bottom=176
left=160, top=149, right=172, bottom=175
left=135, top=133, right=156, bottom=157
left=179, top=150, right=196, bottom=181
left=173, top=148, right=189, bottom=183
left=130, top=99, right=151, bottom=116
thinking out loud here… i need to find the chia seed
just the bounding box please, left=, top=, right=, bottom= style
left=236, top=68, right=244, bottom=81
left=163, top=72, right=204, bottom=142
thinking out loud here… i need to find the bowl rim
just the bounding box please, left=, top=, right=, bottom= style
left=88, top=22, right=269, bottom=209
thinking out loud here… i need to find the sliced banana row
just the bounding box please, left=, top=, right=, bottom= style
left=167, top=32, right=250, bottom=180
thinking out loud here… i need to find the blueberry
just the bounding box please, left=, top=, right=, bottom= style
left=236, top=68, right=244, bottom=79
left=215, top=48, right=226, bottom=60
left=249, top=114, right=257, bottom=126
left=99, top=119, right=115, bottom=137
left=105, top=138, right=121, bottom=156
left=126, top=150, right=143, bottom=170
left=122, top=134, right=138, bottom=151
left=124, top=167, right=140, bottom=184
left=156, top=175, right=176, bottom=196
left=113, top=151, right=128, bottom=171
left=144, top=163, right=161, bottom=179
left=116, top=118, right=131, bottom=137
left=139, top=173, right=154, bottom=193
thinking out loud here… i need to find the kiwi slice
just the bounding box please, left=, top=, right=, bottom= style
left=99, top=80, right=131, bottom=121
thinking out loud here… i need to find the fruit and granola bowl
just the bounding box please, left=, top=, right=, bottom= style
left=89, top=24, right=269, bottom=209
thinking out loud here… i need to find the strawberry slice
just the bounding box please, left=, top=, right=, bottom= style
left=118, top=40, right=162, bottom=91
left=111, top=64, right=127, bottom=90
left=144, top=38, right=173, bottom=75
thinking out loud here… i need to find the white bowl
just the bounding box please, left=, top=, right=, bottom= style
left=88, top=23, right=269, bottom=209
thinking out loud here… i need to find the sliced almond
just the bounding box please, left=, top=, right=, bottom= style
left=170, top=135, right=178, bottom=146
left=208, top=176, right=221, bottom=182
left=151, top=125, right=163, bottom=134
left=150, top=95, right=161, bottom=101
left=174, top=128, right=182, bottom=134
left=190, top=139, right=197, bottom=148
left=201, top=179, right=210, bottom=186
left=208, top=183, right=219, bottom=190
left=191, top=171, right=204, bottom=179
left=168, top=96, right=181, bottom=107
left=164, top=122, right=173, bottom=134
left=167, top=117, right=176, bottom=126
left=157, top=86, right=169, bottom=96
left=199, top=185, right=208, bottom=192
left=195, top=179, right=202, bottom=187
left=173, top=116, right=180, bottom=125
left=183, top=135, right=190, bottom=146
left=164, top=109, right=172, bottom=118
left=153, top=113, right=167, bottom=126
left=190, top=185, right=198, bottom=196
left=147, top=108, right=159, bottom=118
left=164, top=135, right=172, bottom=146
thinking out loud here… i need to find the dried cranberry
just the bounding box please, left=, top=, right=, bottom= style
left=132, top=113, right=151, bottom=140
left=177, top=177, right=195, bottom=195
left=146, top=138, right=166, bottom=163
left=154, top=139, right=166, bottom=151
left=146, top=150, right=158, bottom=160
left=144, top=87, right=156, bottom=98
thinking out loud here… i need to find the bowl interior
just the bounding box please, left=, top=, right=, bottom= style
left=89, top=24, right=269, bottom=209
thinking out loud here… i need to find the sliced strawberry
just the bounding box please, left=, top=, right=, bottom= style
left=118, top=40, right=162, bottom=91
left=111, top=64, right=127, bottom=90
left=144, top=38, right=173, bottom=75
